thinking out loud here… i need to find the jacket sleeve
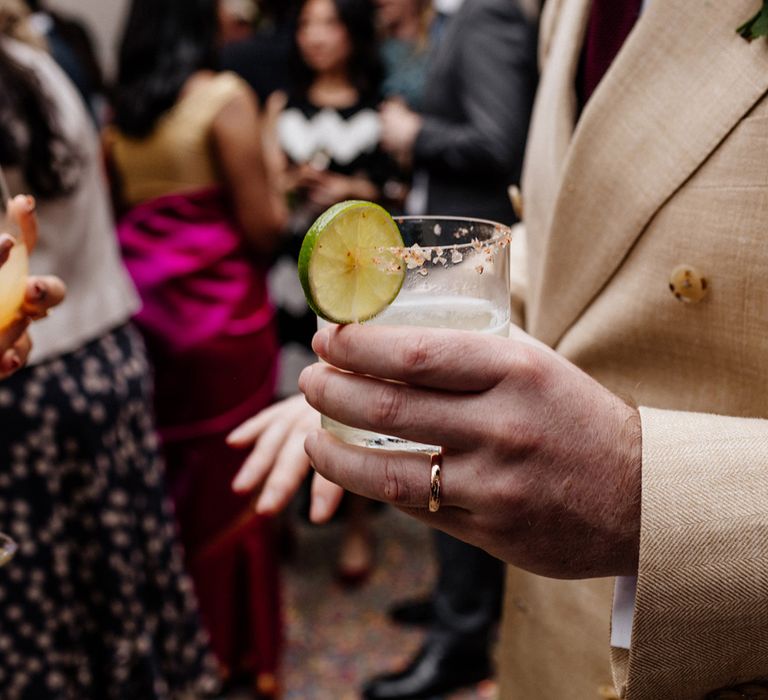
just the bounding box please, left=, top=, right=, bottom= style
left=413, top=1, right=537, bottom=179
left=612, top=407, right=768, bottom=700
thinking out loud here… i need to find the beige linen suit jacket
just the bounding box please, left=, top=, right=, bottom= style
left=498, top=1, right=768, bottom=699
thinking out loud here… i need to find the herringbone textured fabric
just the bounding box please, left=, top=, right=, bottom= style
left=625, top=410, right=768, bottom=700
left=498, top=0, right=768, bottom=697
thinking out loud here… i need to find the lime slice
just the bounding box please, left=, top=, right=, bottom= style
left=298, top=200, right=405, bottom=323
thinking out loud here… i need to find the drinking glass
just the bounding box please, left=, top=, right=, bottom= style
left=319, top=215, right=511, bottom=453
left=0, top=166, right=28, bottom=328
left=0, top=166, right=25, bottom=568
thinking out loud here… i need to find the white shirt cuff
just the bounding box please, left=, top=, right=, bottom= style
left=611, top=575, right=638, bottom=649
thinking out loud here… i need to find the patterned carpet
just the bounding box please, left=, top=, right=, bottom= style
left=234, top=506, right=499, bottom=700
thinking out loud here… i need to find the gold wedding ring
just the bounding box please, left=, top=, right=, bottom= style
left=429, top=450, right=442, bottom=513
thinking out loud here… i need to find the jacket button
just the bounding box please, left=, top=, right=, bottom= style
left=669, top=264, right=708, bottom=303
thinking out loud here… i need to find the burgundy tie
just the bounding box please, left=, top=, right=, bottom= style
left=578, top=0, right=643, bottom=106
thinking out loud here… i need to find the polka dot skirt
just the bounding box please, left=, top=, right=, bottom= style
left=0, top=325, right=220, bottom=700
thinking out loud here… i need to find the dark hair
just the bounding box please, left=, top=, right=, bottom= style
left=0, top=42, right=80, bottom=199
left=113, top=0, right=218, bottom=138
left=292, top=0, right=383, bottom=102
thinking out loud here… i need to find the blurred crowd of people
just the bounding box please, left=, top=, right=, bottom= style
left=5, top=1, right=766, bottom=700
left=0, top=0, right=537, bottom=698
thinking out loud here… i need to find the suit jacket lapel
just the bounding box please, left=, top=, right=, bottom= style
left=522, top=0, right=591, bottom=322
left=527, top=0, right=768, bottom=347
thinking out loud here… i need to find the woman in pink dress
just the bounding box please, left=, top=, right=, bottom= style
left=106, top=0, right=287, bottom=695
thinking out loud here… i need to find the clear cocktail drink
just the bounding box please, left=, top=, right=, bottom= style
left=319, top=216, right=511, bottom=453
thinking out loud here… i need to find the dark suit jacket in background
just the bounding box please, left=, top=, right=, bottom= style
left=414, top=0, right=538, bottom=223
left=408, top=0, right=539, bottom=656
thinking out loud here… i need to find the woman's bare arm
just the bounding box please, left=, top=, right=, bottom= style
left=211, top=86, right=288, bottom=255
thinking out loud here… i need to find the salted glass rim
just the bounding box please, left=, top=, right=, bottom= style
left=391, top=214, right=512, bottom=252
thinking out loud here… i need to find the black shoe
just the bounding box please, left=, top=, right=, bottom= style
left=388, top=598, right=434, bottom=627
left=361, top=636, right=492, bottom=700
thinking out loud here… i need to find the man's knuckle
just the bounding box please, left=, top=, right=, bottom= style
left=337, top=329, right=354, bottom=366
left=401, top=335, right=432, bottom=373
left=308, top=367, right=329, bottom=405
left=499, top=415, right=543, bottom=458
left=512, top=344, right=547, bottom=388
left=382, top=460, right=408, bottom=504
left=369, top=385, right=405, bottom=428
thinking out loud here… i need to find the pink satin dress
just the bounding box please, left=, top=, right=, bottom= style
left=108, top=73, right=282, bottom=694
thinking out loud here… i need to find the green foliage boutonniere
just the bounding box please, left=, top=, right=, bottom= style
left=738, top=2, right=768, bottom=41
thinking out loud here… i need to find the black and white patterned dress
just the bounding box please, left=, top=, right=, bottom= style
left=0, top=326, right=220, bottom=700
left=269, top=96, right=396, bottom=396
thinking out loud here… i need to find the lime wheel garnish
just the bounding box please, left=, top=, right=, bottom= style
left=298, top=200, right=405, bottom=323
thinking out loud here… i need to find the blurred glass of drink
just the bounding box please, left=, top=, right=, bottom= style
left=0, top=174, right=29, bottom=329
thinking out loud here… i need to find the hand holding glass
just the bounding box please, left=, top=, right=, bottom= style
left=0, top=169, right=29, bottom=568
left=318, top=216, right=511, bottom=453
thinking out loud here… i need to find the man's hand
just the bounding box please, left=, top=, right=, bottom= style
left=228, top=394, right=345, bottom=522
left=298, top=323, right=642, bottom=580
left=0, top=196, right=66, bottom=380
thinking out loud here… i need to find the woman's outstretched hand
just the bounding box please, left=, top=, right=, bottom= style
left=298, top=322, right=643, bottom=580
left=228, top=394, right=345, bottom=523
